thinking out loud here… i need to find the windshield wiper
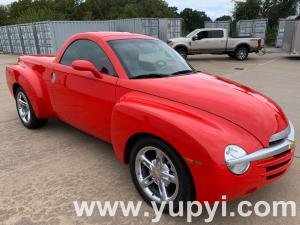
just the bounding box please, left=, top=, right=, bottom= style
left=131, top=74, right=170, bottom=79
left=171, top=70, right=196, bottom=75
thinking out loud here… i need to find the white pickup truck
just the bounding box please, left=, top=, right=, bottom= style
left=167, top=28, right=263, bottom=60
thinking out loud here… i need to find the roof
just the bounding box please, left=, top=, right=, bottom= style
left=286, top=15, right=300, bottom=20
left=77, top=31, right=155, bottom=41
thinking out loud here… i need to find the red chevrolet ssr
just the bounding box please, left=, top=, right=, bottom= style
left=6, top=32, right=295, bottom=209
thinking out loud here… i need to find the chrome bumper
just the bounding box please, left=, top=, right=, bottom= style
left=227, top=121, right=295, bottom=166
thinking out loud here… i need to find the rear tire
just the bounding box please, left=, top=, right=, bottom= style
left=15, top=87, right=48, bottom=129
left=175, top=47, right=188, bottom=59
left=235, top=47, right=249, bottom=60
left=129, top=137, right=194, bottom=213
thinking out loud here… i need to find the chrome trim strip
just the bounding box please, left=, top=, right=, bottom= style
left=269, top=124, right=291, bottom=143
left=227, top=121, right=295, bottom=166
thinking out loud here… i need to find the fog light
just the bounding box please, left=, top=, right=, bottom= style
left=225, top=145, right=250, bottom=175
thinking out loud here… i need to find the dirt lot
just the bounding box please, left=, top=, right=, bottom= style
left=0, top=52, right=299, bottom=225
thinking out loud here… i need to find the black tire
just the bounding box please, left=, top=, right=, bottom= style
left=129, top=137, right=194, bottom=213
left=15, top=87, right=48, bottom=129
left=235, top=46, right=249, bottom=60
left=175, top=47, right=188, bottom=59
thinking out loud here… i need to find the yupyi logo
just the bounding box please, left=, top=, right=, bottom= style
left=73, top=196, right=297, bottom=223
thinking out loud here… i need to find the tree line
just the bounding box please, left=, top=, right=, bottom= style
left=0, top=0, right=299, bottom=45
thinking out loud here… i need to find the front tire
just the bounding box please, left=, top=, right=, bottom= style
left=235, top=47, right=249, bottom=60
left=129, top=137, right=194, bottom=212
left=15, top=87, right=48, bottom=129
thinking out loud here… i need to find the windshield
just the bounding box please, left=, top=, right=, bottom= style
left=108, top=39, right=194, bottom=78
left=186, top=29, right=200, bottom=38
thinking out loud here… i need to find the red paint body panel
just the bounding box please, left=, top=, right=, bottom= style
left=5, top=32, right=293, bottom=202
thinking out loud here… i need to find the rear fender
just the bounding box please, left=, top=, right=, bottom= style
left=6, top=63, right=53, bottom=118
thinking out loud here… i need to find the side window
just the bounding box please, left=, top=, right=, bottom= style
left=197, top=31, right=208, bottom=39
left=60, top=39, right=116, bottom=76
left=207, top=30, right=224, bottom=38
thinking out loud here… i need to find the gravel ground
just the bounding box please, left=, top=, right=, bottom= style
left=0, top=51, right=299, bottom=225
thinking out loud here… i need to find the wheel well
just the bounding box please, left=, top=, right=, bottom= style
left=235, top=44, right=250, bottom=52
left=124, top=132, right=196, bottom=199
left=175, top=45, right=188, bottom=52
left=12, top=83, right=22, bottom=98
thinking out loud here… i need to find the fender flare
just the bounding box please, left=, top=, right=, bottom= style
left=173, top=43, right=189, bottom=52
left=234, top=43, right=250, bottom=52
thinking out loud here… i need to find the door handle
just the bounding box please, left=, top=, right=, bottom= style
left=51, top=72, right=56, bottom=84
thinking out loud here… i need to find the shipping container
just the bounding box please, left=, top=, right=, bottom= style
left=277, top=16, right=300, bottom=48
left=205, top=21, right=231, bottom=34
left=1, top=18, right=181, bottom=55
left=282, top=20, right=300, bottom=54
left=34, top=20, right=116, bottom=54
left=236, top=19, right=268, bottom=45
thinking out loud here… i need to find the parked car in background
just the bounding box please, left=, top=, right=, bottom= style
left=167, top=28, right=263, bottom=60
left=6, top=32, right=295, bottom=211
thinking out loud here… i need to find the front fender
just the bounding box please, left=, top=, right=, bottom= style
left=6, top=63, right=53, bottom=118
left=111, top=91, right=261, bottom=163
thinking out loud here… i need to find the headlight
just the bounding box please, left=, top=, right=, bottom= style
left=224, top=145, right=250, bottom=175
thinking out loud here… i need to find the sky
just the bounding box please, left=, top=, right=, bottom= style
left=165, top=0, right=234, bottom=20
left=1, top=0, right=234, bottom=20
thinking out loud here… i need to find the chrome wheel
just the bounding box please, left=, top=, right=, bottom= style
left=17, top=92, right=31, bottom=124
left=236, top=48, right=248, bottom=60
left=135, top=146, right=179, bottom=203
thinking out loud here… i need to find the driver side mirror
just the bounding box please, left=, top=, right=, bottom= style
left=192, top=36, right=198, bottom=41
left=72, top=60, right=102, bottom=79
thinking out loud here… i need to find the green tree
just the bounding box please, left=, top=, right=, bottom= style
left=233, top=0, right=262, bottom=21
left=180, top=8, right=211, bottom=34
left=216, top=15, right=232, bottom=21
left=0, top=5, right=9, bottom=26
left=83, top=0, right=178, bottom=20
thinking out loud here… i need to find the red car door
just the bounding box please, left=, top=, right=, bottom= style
left=51, top=39, right=118, bottom=142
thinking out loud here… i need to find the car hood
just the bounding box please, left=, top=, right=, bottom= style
left=124, top=73, right=288, bottom=146
left=169, top=37, right=190, bottom=43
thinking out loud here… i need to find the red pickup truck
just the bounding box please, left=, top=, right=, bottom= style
left=6, top=32, right=295, bottom=210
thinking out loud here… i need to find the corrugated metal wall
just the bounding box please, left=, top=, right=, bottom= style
left=159, top=18, right=182, bottom=41
left=115, top=18, right=159, bottom=38
left=35, top=21, right=116, bottom=54
left=7, top=25, right=24, bottom=54
left=115, top=18, right=181, bottom=41
left=0, top=26, right=12, bottom=54
left=0, top=18, right=181, bottom=54
left=19, top=23, right=39, bottom=54
left=204, top=21, right=231, bottom=34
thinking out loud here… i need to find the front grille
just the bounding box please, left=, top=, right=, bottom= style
left=256, top=149, right=293, bottom=181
